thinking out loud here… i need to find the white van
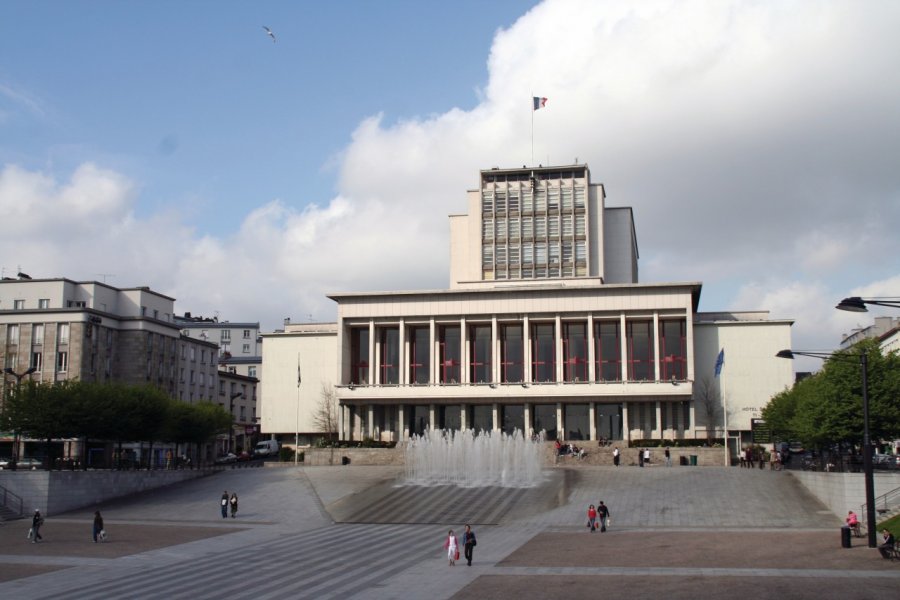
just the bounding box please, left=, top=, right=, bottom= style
left=254, top=440, right=280, bottom=457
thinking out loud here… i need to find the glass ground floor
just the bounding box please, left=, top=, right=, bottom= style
left=339, top=399, right=697, bottom=443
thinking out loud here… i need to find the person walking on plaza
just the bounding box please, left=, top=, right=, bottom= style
left=220, top=491, right=229, bottom=518
left=638, top=449, right=644, bottom=467
left=613, top=446, right=620, bottom=467
left=665, top=447, right=671, bottom=467
left=443, top=529, right=459, bottom=566
left=587, top=504, right=598, bottom=532
left=462, top=524, right=477, bottom=566
left=229, top=492, right=239, bottom=518
left=30, top=509, right=44, bottom=543
left=597, top=501, right=610, bottom=532
left=92, top=511, right=104, bottom=543
left=644, top=448, right=651, bottom=465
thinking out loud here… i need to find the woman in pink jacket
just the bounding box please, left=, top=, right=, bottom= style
left=443, top=529, right=459, bottom=566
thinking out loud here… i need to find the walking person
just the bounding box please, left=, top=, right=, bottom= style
left=30, top=509, right=44, bottom=543
left=638, top=449, right=644, bottom=467
left=665, top=447, right=671, bottom=467
left=644, top=448, right=651, bottom=466
left=443, top=529, right=459, bottom=566
left=92, top=511, right=104, bottom=543
left=229, top=492, right=239, bottom=518
left=462, top=524, right=477, bottom=566
left=220, top=491, right=229, bottom=518
left=613, top=446, right=620, bottom=467
left=597, top=501, right=611, bottom=532
left=587, top=504, right=598, bottom=532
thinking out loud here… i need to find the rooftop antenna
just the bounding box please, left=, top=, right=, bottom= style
left=95, top=273, right=115, bottom=283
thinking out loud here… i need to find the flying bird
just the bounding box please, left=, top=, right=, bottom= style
left=263, top=26, right=276, bottom=43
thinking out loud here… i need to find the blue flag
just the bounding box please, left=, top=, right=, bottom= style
left=714, top=348, right=725, bottom=377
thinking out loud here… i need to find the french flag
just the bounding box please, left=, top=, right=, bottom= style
left=533, top=96, right=548, bottom=110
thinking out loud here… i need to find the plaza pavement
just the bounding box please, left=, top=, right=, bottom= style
left=0, top=464, right=897, bottom=599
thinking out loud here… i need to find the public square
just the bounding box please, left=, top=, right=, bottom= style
left=1, top=465, right=898, bottom=599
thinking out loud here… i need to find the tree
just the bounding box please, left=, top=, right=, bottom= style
left=694, top=376, right=722, bottom=442
left=311, top=383, right=340, bottom=442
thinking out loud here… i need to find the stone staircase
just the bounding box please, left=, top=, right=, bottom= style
left=0, top=483, right=25, bottom=521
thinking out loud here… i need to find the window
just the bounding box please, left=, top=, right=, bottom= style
left=482, top=191, right=494, bottom=213
left=38, top=298, right=49, bottom=309
left=31, top=351, right=42, bottom=371
left=575, top=214, right=585, bottom=237
left=350, top=328, right=369, bottom=385
left=13, top=299, right=25, bottom=310
left=221, top=330, right=231, bottom=341
left=535, top=189, right=546, bottom=211
left=575, top=241, right=586, bottom=262
left=521, top=190, right=533, bottom=213
left=495, top=190, right=507, bottom=213
left=562, top=215, right=574, bottom=237
left=408, top=327, right=430, bottom=385
left=531, top=323, right=556, bottom=382
left=7, top=324, right=20, bottom=345
left=190, top=347, right=195, bottom=361
left=201, top=349, right=206, bottom=363
left=561, top=187, right=573, bottom=210
left=549, top=244, right=560, bottom=264
left=482, top=245, right=493, bottom=266
left=535, top=243, right=547, bottom=264
left=496, top=217, right=507, bottom=240
left=522, top=217, right=533, bottom=239
left=58, top=323, right=70, bottom=345
left=469, top=325, right=491, bottom=384
left=67, top=300, right=86, bottom=308
left=658, top=320, right=687, bottom=381
left=594, top=321, right=621, bottom=382
left=32, top=324, right=44, bottom=345
left=240, top=406, right=246, bottom=421
left=482, top=217, right=494, bottom=240
left=547, top=188, right=559, bottom=211
left=535, top=218, right=547, bottom=238
left=4, top=353, right=16, bottom=369
left=563, top=322, right=588, bottom=382
left=627, top=321, right=655, bottom=381
left=508, top=189, right=519, bottom=212
left=438, top=325, right=461, bottom=384
left=509, top=246, right=520, bottom=266
left=248, top=366, right=257, bottom=378
left=508, top=217, right=519, bottom=240
left=153, top=309, right=159, bottom=319
left=243, top=330, right=250, bottom=339
left=141, top=306, right=147, bottom=316
left=56, top=351, right=68, bottom=373
left=574, top=186, right=586, bottom=208
left=379, top=327, right=400, bottom=384
left=500, top=324, right=523, bottom=383
left=242, top=344, right=250, bottom=354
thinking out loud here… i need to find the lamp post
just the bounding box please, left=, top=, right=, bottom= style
left=4, top=366, right=37, bottom=462
left=228, top=392, right=243, bottom=454
left=775, top=349, right=876, bottom=548
left=835, top=296, right=900, bottom=312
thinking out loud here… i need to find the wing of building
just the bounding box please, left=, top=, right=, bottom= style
left=260, top=164, right=794, bottom=456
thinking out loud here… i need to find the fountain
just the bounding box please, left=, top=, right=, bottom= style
left=405, top=428, right=545, bottom=488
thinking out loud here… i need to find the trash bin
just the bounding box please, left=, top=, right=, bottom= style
left=689, top=455, right=698, bottom=466
left=341, top=456, right=351, bottom=466
left=841, top=526, right=852, bottom=548
left=679, top=456, right=688, bottom=466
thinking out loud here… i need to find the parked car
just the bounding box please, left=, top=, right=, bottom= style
left=873, top=454, right=900, bottom=470
left=0, top=457, right=11, bottom=469
left=16, top=457, right=44, bottom=470
left=236, top=451, right=252, bottom=462
left=214, top=453, right=237, bottom=465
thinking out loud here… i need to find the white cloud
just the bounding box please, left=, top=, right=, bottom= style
left=2, top=0, right=899, bottom=348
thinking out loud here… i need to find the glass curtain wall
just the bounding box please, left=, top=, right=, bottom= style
left=531, top=323, right=556, bottom=382
left=658, top=320, right=687, bottom=381
left=350, top=328, right=369, bottom=385
left=594, top=320, right=621, bottom=381
left=563, top=322, right=588, bottom=382
left=533, top=404, right=558, bottom=440
left=409, top=327, right=430, bottom=385
left=626, top=321, right=654, bottom=381
left=595, top=403, right=623, bottom=440
left=500, top=324, right=524, bottom=383
left=501, top=404, right=524, bottom=435
left=438, top=326, right=461, bottom=384
left=469, top=325, right=492, bottom=383
left=379, top=327, right=400, bottom=384
left=564, top=404, right=589, bottom=440
left=468, top=405, right=493, bottom=432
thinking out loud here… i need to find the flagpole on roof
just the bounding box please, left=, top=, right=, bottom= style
left=531, top=93, right=534, bottom=166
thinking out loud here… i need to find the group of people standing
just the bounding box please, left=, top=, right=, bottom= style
left=443, top=524, right=477, bottom=566
left=220, top=491, right=239, bottom=518
left=587, top=501, right=611, bottom=532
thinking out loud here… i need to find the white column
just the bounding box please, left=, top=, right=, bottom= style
left=340, top=404, right=347, bottom=440
left=460, top=317, right=469, bottom=385
left=622, top=402, right=630, bottom=442
left=460, top=404, right=467, bottom=430
left=619, top=314, right=628, bottom=381
left=556, top=402, right=564, bottom=440
left=492, top=403, right=499, bottom=431
left=655, top=401, right=662, bottom=440
left=429, top=404, right=436, bottom=430
left=368, top=321, right=376, bottom=386
left=688, top=401, right=695, bottom=439
left=524, top=403, right=532, bottom=437
left=523, top=315, right=532, bottom=383
left=367, top=405, right=375, bottom=439
left=555, top=315, right=563, bottom=383
left=652, top=312, right=660, bottom=381
left=589, top=402, right=597, bottom=441
left=492, top=316, right=499, bottom=383
left=398, top=404, right=406, bottom=441
left=399, top=319, right=406, bottom=385
left=587, top=314, right=596, bottom=382
left=429, top=318, right=436, bottom=385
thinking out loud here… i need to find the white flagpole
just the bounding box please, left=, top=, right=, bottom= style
left=531, top=95, right=534, bottom=166
left=295, top=352, right=301, bottom=466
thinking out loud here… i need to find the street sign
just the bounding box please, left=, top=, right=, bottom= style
left=751, top=418, right=771, bottom=443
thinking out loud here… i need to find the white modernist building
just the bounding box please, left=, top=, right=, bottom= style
left=261, top=164, right=794, bottom=455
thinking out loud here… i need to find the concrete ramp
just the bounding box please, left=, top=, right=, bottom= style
left=326, top=470, right=568, bottom=525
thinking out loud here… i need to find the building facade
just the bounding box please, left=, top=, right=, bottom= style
left=259, top=164, right=794, bottom=454
left=0, top=277, right=221, bottom=464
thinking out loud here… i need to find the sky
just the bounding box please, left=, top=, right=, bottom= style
left=1, top=0, right=899, bottom=374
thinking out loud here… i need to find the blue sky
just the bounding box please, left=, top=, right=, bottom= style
left=2, top=0, right=899, bottom=373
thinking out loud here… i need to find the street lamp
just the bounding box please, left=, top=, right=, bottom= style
left=775, top=348, right=877, bottom=548
left=835, top=296, right=900, bottom=312
left=4, top=366, right=37, bottom=462
left=228, top=392, right=243, bottom=454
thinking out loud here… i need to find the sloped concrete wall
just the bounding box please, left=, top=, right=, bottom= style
left=788, top=471, right=900, bottom=520
left=0, top=469, right=212, bottom=517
